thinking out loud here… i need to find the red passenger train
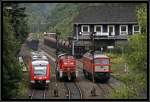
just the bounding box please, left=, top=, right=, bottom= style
left=82, top=52, right=112, bottom=82
left=29, top=52, right=50, bottom=87
left=56, top=53, right=78, bottom=81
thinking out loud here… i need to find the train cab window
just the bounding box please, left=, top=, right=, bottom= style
left=94, top=59, right=109, bottom=64
left=101, top=59, right=109, bottom=64
left=34, top=65, right=47, bottom=76
left=94, top=59, right=100, bottom=64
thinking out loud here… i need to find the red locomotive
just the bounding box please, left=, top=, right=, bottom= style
left=29, top=52, right=50, bottom=87
left=82, top=52, right=112, bottom=82
left=56, top=53, right=78, bottom=81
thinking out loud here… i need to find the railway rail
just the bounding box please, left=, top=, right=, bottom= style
left=97, top=83, right=115, bottom=98
left=39, top=40, right=123, bottom=99
left=39, top=43, right=83, bottom=99
left=30, top=87, right=47, bottom=99
left=64, top=82, right=83, bottom=99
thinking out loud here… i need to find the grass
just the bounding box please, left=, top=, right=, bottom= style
left=106, top=53, right=147, bottom=99
left=16, top=72, right=29, bottom=99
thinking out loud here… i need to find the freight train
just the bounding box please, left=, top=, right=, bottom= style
left=44, top=36, right=86, bottom=58
left=55, top=53, right=78, bottom=81
left=26, top=37, right=39, bottom=51
left=82, top=52, right=112, bottom=82
left=44, top=37, right=71, bottom=53
left=29, top=52, right=51, bottom=88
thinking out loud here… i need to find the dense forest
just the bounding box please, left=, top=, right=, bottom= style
left=3, top=3, right=29, bottom=99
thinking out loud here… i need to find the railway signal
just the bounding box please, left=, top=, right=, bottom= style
left=90, top=32, right=96, bottom=84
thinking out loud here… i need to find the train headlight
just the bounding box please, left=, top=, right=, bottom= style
left=70, top=62, right=74, bottom=65
left=30, top=80, right=35, bottom=83
left=46, top=80, right=50, bottom=83
left=63, top=62, right=67, bottom=65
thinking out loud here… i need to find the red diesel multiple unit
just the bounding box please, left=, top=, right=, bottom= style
left=29, top=52, right=50, bottom=87
left=56, top=53, right=78, bottom=81
left=82, top=52, right=112, bottom=82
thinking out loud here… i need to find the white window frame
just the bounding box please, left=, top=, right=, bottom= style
left=81, top=25, right=90, bottom=35
left=107, top=25, right=115, bottom=36
left=94, top=25, right=103, bottom=33
left=132, top=25, right=140, bottom=34
left=120, top=25, right=128, bottom=35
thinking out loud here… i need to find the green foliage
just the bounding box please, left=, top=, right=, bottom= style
left=136, top=4, right=147, bottom=33
left=126, top=34, right=147, bottom=71
left=126, top=5, right=148, bottom=71
left=3, top=3, right=29, bottom=99
left=3, top=15, right=20, bottom=99
left=47, top=3, right=80, bottom=39
left=25, top=3, right=57, bottom=33
left=16, top=72, right=29, bottom=99
left=109, top=5, right=147, bottom=99
left=11, top=4, right=29, bottom=43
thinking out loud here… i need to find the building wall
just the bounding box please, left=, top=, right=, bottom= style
left=74, top=24, right=138, bottom=36
left=115, top=24, right=119, bottom=35
left=128, top=24, right=133, bottom=35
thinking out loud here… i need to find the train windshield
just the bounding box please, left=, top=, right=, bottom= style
left=34, top=65, right=47, bottom=76
left=94, top=58, right=109, bottom=64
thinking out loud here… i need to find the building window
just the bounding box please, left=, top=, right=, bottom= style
left=94, top=25, right=102, bottom=32
left=120, top=25, right=128, bottom=35
left=132, top=25, right=140, bottom=34
left=81, top=25, right=90, bottom=32
left=108, top=25, right=115, bottom=36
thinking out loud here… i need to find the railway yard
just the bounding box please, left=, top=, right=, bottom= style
left=3, top=3, right=147, bottom=100
left=19, top=36, right=125, bottom=99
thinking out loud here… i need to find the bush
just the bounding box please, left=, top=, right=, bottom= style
left=125, top=34, right=147, bottom=71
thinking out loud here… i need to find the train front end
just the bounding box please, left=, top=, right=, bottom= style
left=30, top=53, right=50, bottom=87
left=56, top=54, right=78, bottom=81
left=93, top=55, right=112, bottom=82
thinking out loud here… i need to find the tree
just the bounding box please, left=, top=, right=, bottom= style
left=136, top=4, right=147, bottom=33
left=3, top=3, right=28, bottom=99
left=125, top=4, right=147, bottom=71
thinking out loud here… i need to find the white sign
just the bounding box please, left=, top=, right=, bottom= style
left=19, top=57, right=23, bottom=63
left=107, top=46, right=114, bottom=49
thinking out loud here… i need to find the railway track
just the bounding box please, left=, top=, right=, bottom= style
left=40, top=42, right=83, bottom=99
left=64, top=82, right=83, bottom=99
left=30, top=87, right=47, bottom=99
left=97, top=83, right=115, bottom=98
left=40, top=41, right=123, bottom=99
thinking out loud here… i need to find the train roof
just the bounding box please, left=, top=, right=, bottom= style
left=58, top=53, right=67, bottom=58
left=58, top=53, right=74, bottom=60
left=31, top=51, right=48, bottom=61
left=32, top=60, right=49, bottom=65
left=83, top=52, right=109, bottom=59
